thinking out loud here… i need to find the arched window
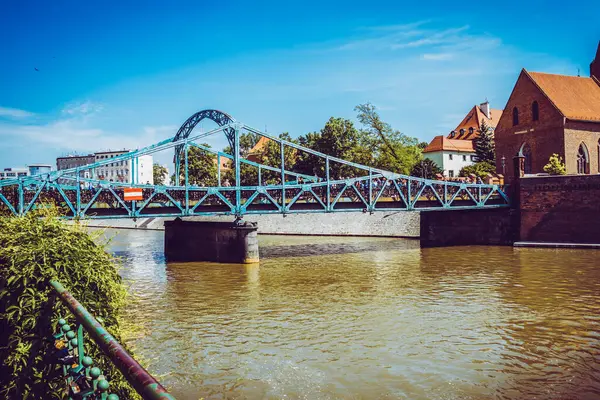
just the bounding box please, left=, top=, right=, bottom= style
left=468, top=127, right=474, bottom=135
left=532, top=101, right=539, bottom=121
left=450, top=131, right=456, bottom=138
left=577, top=143, right=589, bottom=174
left=519, top=142, right=532, bottom=174
left=513, top=107, right=519, bottom=126
left=459, top=128, right=465, bottom=136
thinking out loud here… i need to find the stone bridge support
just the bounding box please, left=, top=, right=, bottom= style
left=164, top=218, right=259, bottom=263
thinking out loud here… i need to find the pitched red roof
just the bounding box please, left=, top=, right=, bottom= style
left=526, top=70, right=600, bottom=122
left=423, top=135, right=475, bottom=153
left=448, top=104, right=503, bottom=140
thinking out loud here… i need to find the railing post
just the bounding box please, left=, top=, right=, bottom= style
left=76, top=173, right=81, bottom=217
left=258, top=166, right=262, bottom=186
left=280, top=141, right=285, bottom=212
left=217, top=154, right=221, bottom=186
left=368, top=168, right=373, bottom=211
left=184, top=143, right=189, bottom=215
left=326, top=157, right=330, bottom=211
left=234, top=124, right=241, bottom=214
left=18, top=179, right=24, bottom=215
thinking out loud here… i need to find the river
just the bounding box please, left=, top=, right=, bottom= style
left=104, top=229, right=600, bottom=399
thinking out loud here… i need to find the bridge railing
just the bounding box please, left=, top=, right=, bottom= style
left=49, top=280, right=175, bottom=400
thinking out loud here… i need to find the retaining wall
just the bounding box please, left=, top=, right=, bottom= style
left=79, top=210, right=421, bottom=238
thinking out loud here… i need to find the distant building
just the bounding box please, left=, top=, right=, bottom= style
left=56, top=150, right=153, bottom=184
left=28, top=164, right=52, bottom=176
left=93, top=150, right=153, bottom=185
left=495, top=41, right=600, bottom=178
left=422, top=137, right=477, bottom=177
left=57, top=154, right=96, bottom=179
left=448, top=101, right=503, bottom=140
left=0, top=165, right=53, bottom=180
left=0, top=167, right=29, bottom=180
left=423, top=100, right=502, bottom=177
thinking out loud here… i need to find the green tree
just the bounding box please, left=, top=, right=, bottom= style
left=153, top=163, right=168, bottom=185
left=0, top=209, right=139, bottom=399
left=295, top=118, right=363, bottom=179
left=222, top=131, right=261, bottom=157
left=411, top=158, right=443, bottom=179
left=543, top=153, right=566, bottom=175
left=177, top=145, right=218, bottom=186
left=474, top=121, right=495, bottom=163
left=459, top=161, right=496, bottom=179
left=354, top=103, right=422, bottom=174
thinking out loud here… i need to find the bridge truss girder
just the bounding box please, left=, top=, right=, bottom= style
left=0, top=111, right=510, bottom=219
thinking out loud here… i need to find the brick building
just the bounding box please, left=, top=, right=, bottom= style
left=495, top=41, right=600, bottom=179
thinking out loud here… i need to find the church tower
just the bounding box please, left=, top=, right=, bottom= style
left=591, top=40, right=600, bottom=80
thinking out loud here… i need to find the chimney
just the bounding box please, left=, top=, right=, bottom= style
left=480, top=100, right=491, bottom=119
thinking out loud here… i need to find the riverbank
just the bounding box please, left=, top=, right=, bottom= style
left=72, top=211, right=421, bottom=238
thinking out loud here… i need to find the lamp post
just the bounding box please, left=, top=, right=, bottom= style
left=501, top=155, right=506, bottom=175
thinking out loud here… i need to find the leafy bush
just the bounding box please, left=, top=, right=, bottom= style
left=410, top=158, right=443, bottom=179
left=0, top=209, right=140, bottom=399
left=543, top=153, right=566, bottom=175
left=459, top=161, right=496, bottom=179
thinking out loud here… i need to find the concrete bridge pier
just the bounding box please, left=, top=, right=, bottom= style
left=164, top=218, right=259, bottom=263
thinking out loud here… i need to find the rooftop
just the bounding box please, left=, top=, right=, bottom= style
left=450, top=103, right=503, bottom=140
left=526, top=70, right=600, bottom=122
left=423, top=135, right=475, bottom=153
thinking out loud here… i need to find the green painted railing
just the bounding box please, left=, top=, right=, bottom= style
left=50, top=280, right=176, bottom=400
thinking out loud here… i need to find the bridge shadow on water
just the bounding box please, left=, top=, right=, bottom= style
left=258, top=237, right=420, bottom=259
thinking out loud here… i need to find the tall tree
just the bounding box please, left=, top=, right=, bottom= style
left=222, top=132, right=260, bottom=157
left=354, top=103, right=422, bottom=174
left=474, top=121, right=495, bottom=163
left=153, top=163, right=168, bottom=185
left=177, top=145, right=218, bottom=186
left=295, top=118, right=362, bottom=179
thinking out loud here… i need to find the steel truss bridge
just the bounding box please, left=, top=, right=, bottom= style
left=0, top=110, right=509, bottom=219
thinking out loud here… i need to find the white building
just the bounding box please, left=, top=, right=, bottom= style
left=0, top=167, right=29, bottom=180
left=423, top=136, right=476, bottom=178
left=93, top=151, right=153, bottom=185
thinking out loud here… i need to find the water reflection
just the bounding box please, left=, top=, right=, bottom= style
left=102, top=229, right=600, bottom=400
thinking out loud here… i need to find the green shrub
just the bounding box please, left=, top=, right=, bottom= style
left=459, top=161, right=496, bottom=179
left=543, top=153, right=566, bottom=175
left=0, top=209, right=140, bottom=399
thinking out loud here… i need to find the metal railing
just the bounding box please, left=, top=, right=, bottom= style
left=50, top=280, right=175, bottom=400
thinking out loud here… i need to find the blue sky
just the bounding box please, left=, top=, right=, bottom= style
left=1, top=0, right=599, bottom=169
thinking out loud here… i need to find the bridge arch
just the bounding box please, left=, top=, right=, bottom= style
left=173, top=109, right=237, bottom=185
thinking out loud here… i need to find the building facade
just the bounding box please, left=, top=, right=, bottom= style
left=93, top=151, right=153, bottom=185
left=57, top=154, right=95, bottom=179
left=423, top=136, right=477, bottom=177
left=423, top=100, right=501, bottom=176
left=0, top=167, right=29, bottom=180
left=495, top=42, right=600, bottom=179
left=28, top=164, right=52, bottom=176
left=56, top=151, right=153, bottom=184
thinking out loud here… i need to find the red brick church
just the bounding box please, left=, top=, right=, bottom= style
left=495, top=41, right=600, bottom=179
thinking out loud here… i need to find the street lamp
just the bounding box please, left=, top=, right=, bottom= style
left=501, top=155, right=506, bottom=175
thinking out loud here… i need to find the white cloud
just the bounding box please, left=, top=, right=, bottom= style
left=0, top=106, right=35, bottom=118
left=421, top=53, right=454, bottom=61
left=61, top=101, right=104, bottom=116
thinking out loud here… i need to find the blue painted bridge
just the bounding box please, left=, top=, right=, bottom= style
left=0, top=110, right=509, bottom=219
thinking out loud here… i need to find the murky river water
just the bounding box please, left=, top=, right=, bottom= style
left=104, top=229, right=600, bottom=399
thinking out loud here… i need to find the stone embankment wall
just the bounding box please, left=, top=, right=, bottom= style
left=420, top=208, right=518, bottom=247
left=79, top=210, right=421, bottom=238
left=518, top=174, right=600, bottom=243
